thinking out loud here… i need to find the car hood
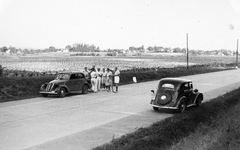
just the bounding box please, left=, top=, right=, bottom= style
left=49, top=79, right=67, bottom=84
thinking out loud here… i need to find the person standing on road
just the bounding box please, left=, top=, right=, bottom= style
left=102, top=68, right=107, bottom=91
left=90, top=68, right=97, bottom=92
left=96, top=68, right=102, bottom=91
left=113, top=67, right=120, bottom=93
left=83, top=67, right=91, bottom=84
left=106, top=68, right=114, bottom=92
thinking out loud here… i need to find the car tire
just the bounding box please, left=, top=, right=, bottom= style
left=178, top=99, right=187, bottom=113
left=196, top=97, right=202, bottom=107
left=42, top=94, right=48, bottom=97
left=59, top=88, right=66, bottom=98
left=153, top=107, right=159, bottom=111
left=82, top=85, right=89, bottom=94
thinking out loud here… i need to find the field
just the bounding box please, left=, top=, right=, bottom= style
left=0, top=52, right=238, bottom=73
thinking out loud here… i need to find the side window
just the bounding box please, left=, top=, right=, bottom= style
left=189, top=82, right=193, bottom=89
left=161, top=83, right=175, bottom=91
left=70, top=74, right=78, bottom=80
left=78, top=73, right=84, bottom=79
left=181, top=83, right=189, bottom=90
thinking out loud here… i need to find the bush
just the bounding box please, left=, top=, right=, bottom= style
left=0, top=76, right=54, bottom=102
left=0, top=65, right=3, bottom=77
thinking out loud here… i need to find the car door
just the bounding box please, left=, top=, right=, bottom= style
left=181, top=82, right=194, bottom=105
left=188, top=82, right=194, bottom=104
left=77, top=73, right=85, bottom=91
left=66, top=73, right=78, bottom=91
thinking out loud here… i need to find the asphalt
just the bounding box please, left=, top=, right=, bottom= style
left=1, top=69, right=240, bottom=150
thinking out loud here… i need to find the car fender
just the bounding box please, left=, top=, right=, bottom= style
left=193, top=92, right=203, bottom=104
left=84, top=82, right=91, bottom=88
left=57, top=85, right=70, bottom=93
left=176, top=96, right=187, bottom=108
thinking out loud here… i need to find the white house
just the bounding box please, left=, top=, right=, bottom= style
left=5, top=49, right=10, bottom=53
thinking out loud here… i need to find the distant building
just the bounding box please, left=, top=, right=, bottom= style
left=5, top=49, right=10, bottom=53
left=17, top=51, right=23, bottom=55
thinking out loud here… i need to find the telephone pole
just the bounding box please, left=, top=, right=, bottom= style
left=186, top=33, right=189, bottom=69
left=236, top=39, right=239, bottom=68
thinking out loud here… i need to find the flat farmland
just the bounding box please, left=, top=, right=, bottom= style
left=0, top=52, right=237, bottom=72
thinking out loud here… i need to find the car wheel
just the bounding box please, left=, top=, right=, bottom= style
left=196, top=97, right=202, bottom=107
left=42, top=94, right=48, bottom=97
left=153, top=107, right=159, bottom=111
left=178, top=99, right=187, bottom=113
left=59, top=88, right=66, bottom=98
left=82, top=85, right=89, bottom=94
left=156, top=93, right=172, bottom=105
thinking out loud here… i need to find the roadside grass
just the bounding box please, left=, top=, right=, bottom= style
left=93, top=88, right=240, bottom=150
left=0, top=65, right=234, bottom=102
left=169, top=95, right=240, bottom=150
left=0, top=76, right=54, bottom=102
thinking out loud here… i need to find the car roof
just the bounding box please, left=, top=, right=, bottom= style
left=159, top=78, right=192, bottom=84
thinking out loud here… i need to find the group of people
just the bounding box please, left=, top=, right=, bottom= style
left=83, top=65, right=120, bottom=93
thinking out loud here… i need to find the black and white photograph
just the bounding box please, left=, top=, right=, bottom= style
left=0, top=0, right=240, bottom=149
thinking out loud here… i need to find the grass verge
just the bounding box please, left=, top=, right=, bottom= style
left=0, top=66, right=233, bottom=102
left=93, top=88, right=240, bottom=150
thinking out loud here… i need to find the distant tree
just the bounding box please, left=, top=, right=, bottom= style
left=147, top=46, right=154, bottom=51
left=8, top=46, right=17, bottom=53
left=164, top=47, right=171, bottom=53
left=189, top=49, right=198, bottom=56
left=181, top=48, right=187, bottom=53
left=49, top=46, right=56, bottom=52
left=65, top=45, right=72, bottom=50
left=172, top=47, right=181, bottom=53
left=1, top=46, right=8, bottom=52
left=0, top=65, right=3, bottom=77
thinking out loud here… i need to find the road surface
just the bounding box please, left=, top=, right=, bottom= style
left=1, top=69, right=240, bottom=150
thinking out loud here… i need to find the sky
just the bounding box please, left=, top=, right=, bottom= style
left=0, top=0, right=240, bottom=50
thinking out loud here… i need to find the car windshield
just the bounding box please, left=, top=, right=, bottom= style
left=161, top=83, right=175, bottom=91
left=55, top=73, right=70, bottom=80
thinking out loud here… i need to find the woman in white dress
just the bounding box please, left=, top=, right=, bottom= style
left=96, top=68, right=102, bottom=91
left=113, top=67, right=120, bottom=93
left=90, top=68, right=97, bottom=92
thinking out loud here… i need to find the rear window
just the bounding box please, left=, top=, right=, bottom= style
left=161, top=83, right=175, bottom=91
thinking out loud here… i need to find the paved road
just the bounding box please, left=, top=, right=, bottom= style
left=1, top=69, right=240, bottom=150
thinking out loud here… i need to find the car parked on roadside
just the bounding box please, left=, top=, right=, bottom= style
left=39, top=71, right=91, bottom=98
left=150, top=78, right=203, bottom=112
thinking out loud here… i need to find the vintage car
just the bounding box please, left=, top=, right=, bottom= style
left=39, top=71, right=91, bottom=98
left=150, top=78, right=203, bottom=112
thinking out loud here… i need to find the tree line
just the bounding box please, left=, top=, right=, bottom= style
left=0, top=44, right=237, bottom=56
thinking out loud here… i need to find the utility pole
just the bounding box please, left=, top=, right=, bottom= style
left=186, top=33, right=189, bottom=69
left=236, top=39, right=239, bottom=68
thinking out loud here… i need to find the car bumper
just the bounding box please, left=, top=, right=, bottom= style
left=149, top=104, right=178, bottom=109
left=39, top=91, right=58, bottom=95
left=149, top=100, right=177, bottom=109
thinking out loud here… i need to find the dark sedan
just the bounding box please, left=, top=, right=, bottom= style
left=39, top=71, right=91, bottom=98
left=150, top=78, right=203, bottom=112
